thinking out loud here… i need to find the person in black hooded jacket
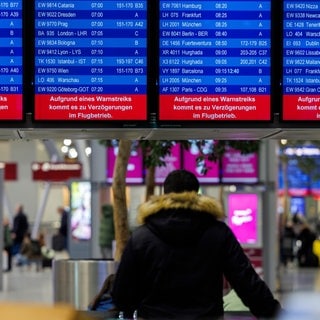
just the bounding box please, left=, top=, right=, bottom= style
left=111, top=169, right=282, bottom=319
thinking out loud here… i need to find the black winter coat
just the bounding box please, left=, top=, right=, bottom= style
left=112, top=192, right=281, bottom=319
left=13, top=211, right=29, bottom=244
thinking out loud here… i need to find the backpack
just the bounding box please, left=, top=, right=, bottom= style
left=30, top=240, right=42, bottom=256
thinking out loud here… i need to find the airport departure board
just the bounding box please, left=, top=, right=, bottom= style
left=159, top=0, right=271, bottom=121
left=34, top=0, right=147, bottom=121
left=0, top=0, right=23, bottom=120
left=283, top=1, right=320, bottom=120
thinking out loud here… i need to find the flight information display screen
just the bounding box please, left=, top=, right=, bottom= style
left=0, top=0, right=23, bottom=120
left=159, top=0, right=271, bottom=121
left=34, top=0, right=147, bottom=121
left=283, top=1, right=320, bottom=120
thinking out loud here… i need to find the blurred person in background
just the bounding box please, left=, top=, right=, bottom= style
left=57, top=206, right=68, bottom=250
left=99, top=203, right=115, bottom=259
left=293, top=214, right=319, bottom=268
left=16, top=232, right=42, bottom=271
left=11, top=204, right=29, bottom=256
left=280, top=219, right=296, bottom=268
left=3, top=217, right=13, bottom=272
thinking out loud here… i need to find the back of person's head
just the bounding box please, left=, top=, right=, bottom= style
left=163, top=169, right=199, bottom=194
left=3, top=217, right=10, bottom=226
left=292, top=213, right=306, bottom=226
left=57, top=206, right=66, bottom=214
left=16, top=204, right=23, bottom=213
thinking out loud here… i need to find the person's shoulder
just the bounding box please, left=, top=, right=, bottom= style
left=131, top=224, right=149, bottom=236
left=205, top=218, right=229, bottom=229
left=203, top=219, right=236, bottom=240
left=130, top=225, right=159, bottom=244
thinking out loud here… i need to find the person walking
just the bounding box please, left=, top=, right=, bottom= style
left=99, top=203, right=115, bottom=259
left=57, top=206, right=68, bottom=250
left=3, top=217, right=13, bottom=272
left=12, top=204, right=29, bottom=256
left=293, top=214, right=319, bottom=267
left=111, top=169, right=282, bottom=319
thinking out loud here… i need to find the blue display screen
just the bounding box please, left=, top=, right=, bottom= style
left=159, top=0, right=271, bottom=121
left=290, top=197, right=305, bottom=215
left=283, top=1, right=320, bottom=120
left=0, top=0, right=23, bottom=119
left=34, top=0, right=147, bottom=120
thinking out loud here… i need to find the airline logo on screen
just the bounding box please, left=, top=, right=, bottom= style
left=228, top=193, right=258, bottom=245
left=32, top=162, right=82, bottom=181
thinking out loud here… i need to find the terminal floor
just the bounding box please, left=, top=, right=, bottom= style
left=0, top=262, right=320, bottom=318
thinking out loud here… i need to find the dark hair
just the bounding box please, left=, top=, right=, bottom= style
left=89, top=273, right=116, bottom=311
left=163, top=169, right=199, bottom=194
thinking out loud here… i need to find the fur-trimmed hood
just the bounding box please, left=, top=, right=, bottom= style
left=137, top=191, right=224, bottom=225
